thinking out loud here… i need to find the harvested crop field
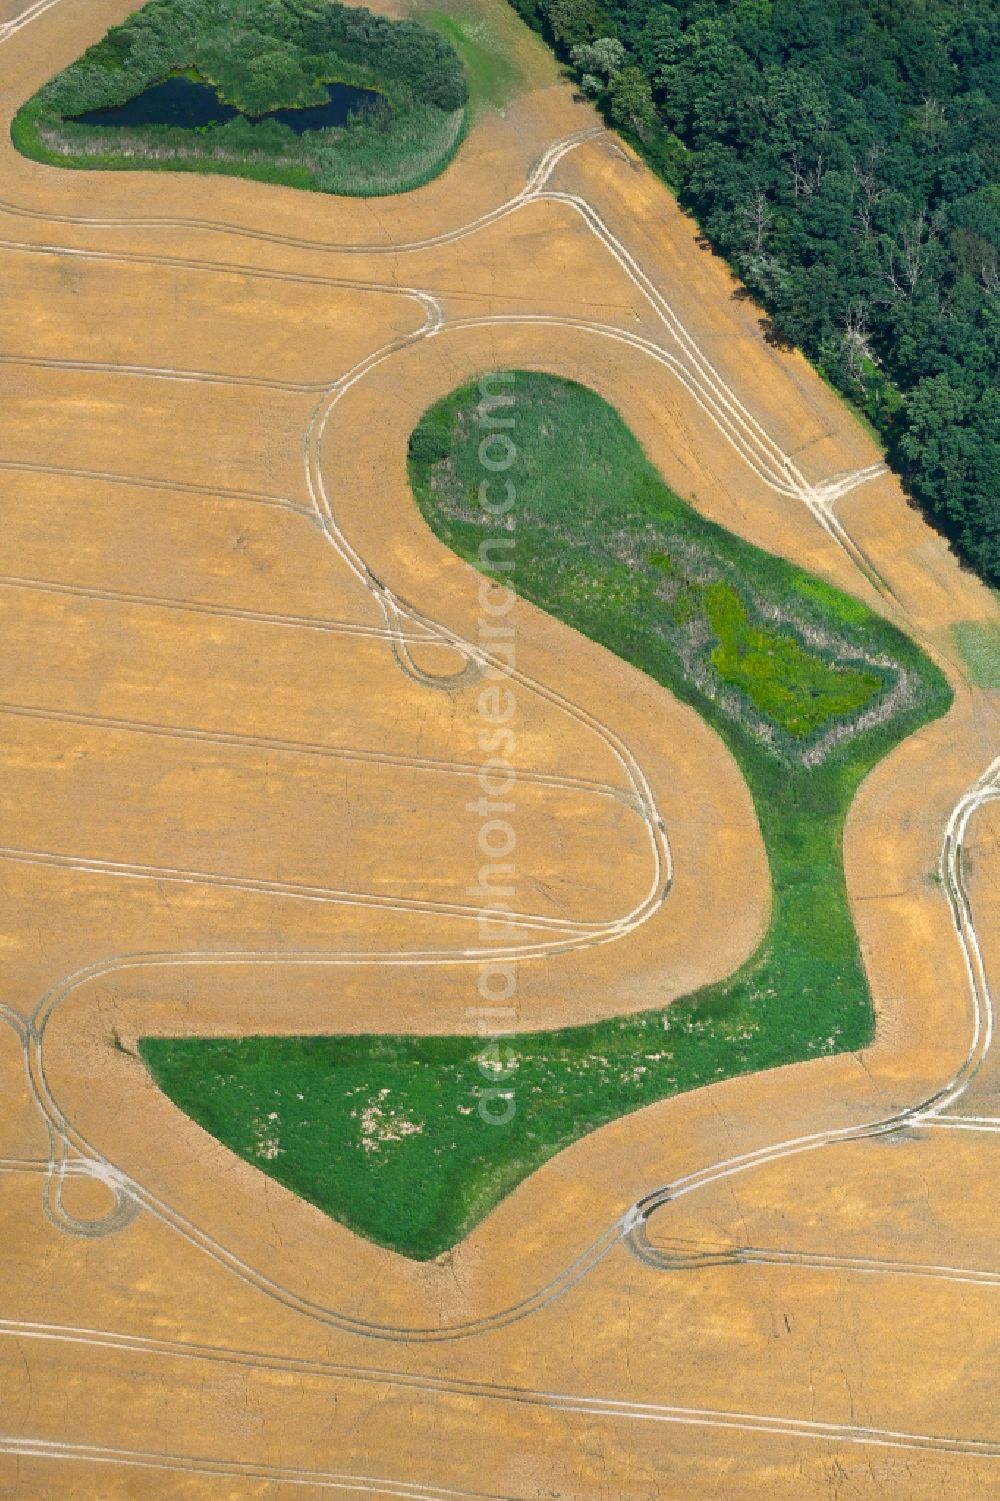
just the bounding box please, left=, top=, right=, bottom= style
left=0, top=0, right=998, bottom=1497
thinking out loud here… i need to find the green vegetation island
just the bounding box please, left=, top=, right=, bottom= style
left=12, top=0, right=469, bottom=195
left=142, top=373, right=951, bottom=1260
left=510, top=0, right=1000, bottom=592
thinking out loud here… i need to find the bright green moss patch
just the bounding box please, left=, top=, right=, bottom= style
left=141, top=373, right=951, bottom=1260
left=791, top=574, right=873, bottom=628
left=705, top=583, right=882, bottom=738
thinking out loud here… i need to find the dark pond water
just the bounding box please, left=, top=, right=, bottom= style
left=72, top=75, right=383, bottom=134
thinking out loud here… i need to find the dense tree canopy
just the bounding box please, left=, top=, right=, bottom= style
left=511, top=0, right=1000, bottom=586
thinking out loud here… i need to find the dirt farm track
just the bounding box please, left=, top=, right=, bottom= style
left=1, top=0, right=999, bottom=1496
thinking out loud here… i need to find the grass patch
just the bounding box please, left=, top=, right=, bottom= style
left=952, top=618, right=1000, bottom=689
left=12, top=0, right=468, bottom=197
left=421, top=9, right=522, bottom=111
left=141, top=373, right=951, bottom=1261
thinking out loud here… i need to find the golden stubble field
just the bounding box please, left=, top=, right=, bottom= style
left=0, top=0, right=999, bottom=1496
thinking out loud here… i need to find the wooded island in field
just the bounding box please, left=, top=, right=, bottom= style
left=13, top=0, right=469, bottom=194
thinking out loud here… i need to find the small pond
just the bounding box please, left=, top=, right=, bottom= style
left=72, top=75, right=383, bottom=134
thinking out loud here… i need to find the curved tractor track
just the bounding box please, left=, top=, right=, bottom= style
left=1, top=0, right=999, bottom=1495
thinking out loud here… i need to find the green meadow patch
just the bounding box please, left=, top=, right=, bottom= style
left=421, top=9, right=522, bottom=111
left=952, top=618, right=1000, bottom=690
left=142, top=373, right=951, bottom=1260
